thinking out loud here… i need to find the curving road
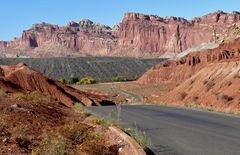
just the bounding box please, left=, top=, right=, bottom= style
left=87, top=105, right=240, bottom=155
left=111, top=83, right=143, bottom=104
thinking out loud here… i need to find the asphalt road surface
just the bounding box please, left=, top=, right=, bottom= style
left=87, top=105, right=240, bottom=155
left=111, top=83, right=143, bottom=104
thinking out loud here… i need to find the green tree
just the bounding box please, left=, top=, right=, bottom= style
left=67, top=75, right=79, bottom=84
left=59, top=77, right=66, bottom=84
left=76, top=77, right=96, bottom=85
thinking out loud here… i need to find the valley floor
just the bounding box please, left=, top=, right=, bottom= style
left=75, top=82, right=240, bottom=115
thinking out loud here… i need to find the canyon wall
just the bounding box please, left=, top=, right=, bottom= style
left=1, top=11, right=240, bottom=57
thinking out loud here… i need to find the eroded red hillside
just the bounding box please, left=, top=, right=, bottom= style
left=138, top=38, right=240, bottom=84
left=137, top=38, right=240, bottom=114
left=0, top=63, right=115, bottom=107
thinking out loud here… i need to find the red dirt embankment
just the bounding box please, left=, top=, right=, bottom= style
left=138, top=38, right=240, bottom=114
left=138, top=38, right=240, bottom=84
left=0, top=63, right=115, bottom=107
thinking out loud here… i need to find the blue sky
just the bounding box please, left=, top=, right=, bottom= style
left=0, top=0, right=239, bottom=40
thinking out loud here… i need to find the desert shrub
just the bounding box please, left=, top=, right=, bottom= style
left=85, top=131, right=104, bottom=142
left=73, top=102, right=92, bottom=118
left=111, top=76, right=137, bottom=82
left=57, top=122, right=89, bottom=144
left=191, top=96, right=198, bottom=103
left=92, top=113, right=120, bottom=128
left=92, top=117, right=106, bottom=126
left=58, top=77, right=66, bottom=84
left=16, top=91, right=55, bottom=104
left=76, top=77, right=96, bottom=85
left=73, top=102, right=85, bottom=113
left=10, top=124, right=33, bottom=148
left=78, top=132, right=118, bottom=155
left=124, top=127, right=151, bottom=150
left=32, top=132, right=67, bottom=155
left=225, top=81, right=232, bottom=86
left=67, top=75, right=79, bottom=84
left=79, top=136, right=118, bottom=155
left=178, top=91, right=188, bottom=100
left=204, top=80, right=215, bottom=91
left=0, top=89, right=9, bottom=98
left=15, top=136, right=32, bottom=149
left=112, top=76, right=127, bottom=82
left=0, top=115, right=8, bottom=136
left=115, top=104, right=122, bottom=127
left=218, top=94, right=233, bottom=104
left=203, top=80, right=208, bottom=85
left=83, top=112, right=92, bottom=117
left=189, top=79, right=195, bottom=85
left=233, top=73, right=240, bottom=79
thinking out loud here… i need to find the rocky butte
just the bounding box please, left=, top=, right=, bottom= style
left=0, top=11, right=240, bottom=58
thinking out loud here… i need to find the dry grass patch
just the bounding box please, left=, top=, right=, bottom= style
left=124, top=127, right=151, bottom=150
left=57, top=122, right=89, bottom=144
left=78, top=131, right=118, bottom=155
left=73, top=102, right=92, bottom=118
left=0, top=115, right=8, bottom=136
left=10, top=124, right=33, bottom=149
left=32, top=132, right=68, bottom=155
left=78, top=139, right=118, bottom=155
left=16, top=91, right=55, bottom=105
left=32, top=121, right=118, bottom=155
left=0, top=89, right=9, bottom=98
left=92, top=116, right=118, bottom=127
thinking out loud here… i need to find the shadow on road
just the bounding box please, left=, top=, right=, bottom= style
left=145, top=147, right=155, bottom=155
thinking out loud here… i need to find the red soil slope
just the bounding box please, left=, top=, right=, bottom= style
left=138, top=38, right=240, bottom=84
left=0, top=63, right=115, bottom=107
left=138, top=38, right=240, bottom=114
left=154, top=61, right=240, bottom=113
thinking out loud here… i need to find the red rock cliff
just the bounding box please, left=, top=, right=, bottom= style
left=0, top=11, right=240, bottom=57
left=116, top=11, right=240, bottom=57
left=0, top=20, right=117, bottom=57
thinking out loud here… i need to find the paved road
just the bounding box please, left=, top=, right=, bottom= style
left=111, top=83, right=143, bottom=104
left=87, top=105, right=240, bottom=155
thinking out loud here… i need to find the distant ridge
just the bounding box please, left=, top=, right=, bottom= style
left=0, top=11, right=240, bottom=58
left=0, top=57, right=164, bottom=82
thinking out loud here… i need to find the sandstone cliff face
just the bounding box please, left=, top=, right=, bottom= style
left=0, top=20, right=117, bottom=57
left=115, top=11, right=240, bottom=57
left=0, top=11, right=240, bottom=57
